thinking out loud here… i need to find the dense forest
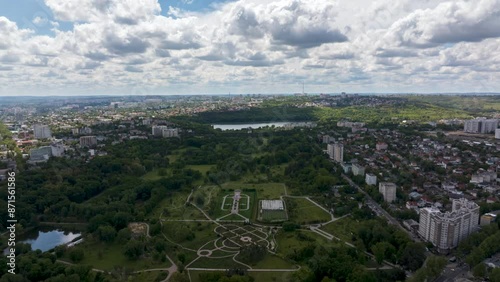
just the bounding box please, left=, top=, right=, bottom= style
left=178, top=98, right=473, bottom=127
left=191, top=106, right=316, bottom=123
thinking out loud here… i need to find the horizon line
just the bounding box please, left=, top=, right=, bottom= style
left=0, top=92, right=500, bottom=98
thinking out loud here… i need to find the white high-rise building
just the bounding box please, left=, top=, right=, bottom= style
left=464, top=119, right=482, bottom=133
left=365, top=173, right=377, bottom=186
left=80, top=136, right=97, bottom=147
left=327, top=143, right=334, bottom=159
left=464, top=118, right=498, bottom=134
left=152, top=125, right=168, bottom=136
left=162, top=128, right=179, bottom=138
left=33, top=124, right=52, bottom=139
left=352, top=163, right=365, bottom=176
left=379, top=182, right=397, bottom=203
left=418, top=199, right=479, bottom=252
left=323, top=135, right=334, bottom=144
left=481, top=119, right=498, bottom=133
left=495, top=128, right=500, bottom=139
left=50, top=143, right=65, bottom=157
left=333, top=143, right=343, bottom=163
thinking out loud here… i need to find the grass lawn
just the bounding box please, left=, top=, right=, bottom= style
left=210, top=190, right=257, bottom=221
left=252, top=253, right=297, bottom=269
left=188, top=271, right=224, bottom=282
left=260, top=209, right=288, bottom=222
left=62, top=240, right=170, bottom=271
left=192, top=185, right=220, bottom=209
left=249, top=271, right=295, bottom=282
left=165, top=204, right=207, bottom=220
left=142, top=168, right=170, bottom=181
left=167, top=154, right=180, bottom=163
left=130, top=271, right=168, bottom=282
left=149, top=191, right=207, bottom=220
left=285, top=198, right=331, bottom=224
left=186, top=164, right=215, bottom=175
left=188, top=270, right=295, bottom=282
left=275, top=230, right=330, bottom=258
left=142, top=164, right=213, bottom=183
left=319, top=216, right=360, bottom=244
left=189, top=256, right=247, bottom=269
left=253, top=183, right=287, bottom=199
left=162, top=221, right=218, bottom=251
left=218, top=213, right=248, bottom=221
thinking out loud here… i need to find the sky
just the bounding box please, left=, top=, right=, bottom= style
left=0, top=0, right=499, bottom=96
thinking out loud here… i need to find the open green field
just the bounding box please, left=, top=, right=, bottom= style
left=249, top=271, right=295, bottom=282
left=220, top=182, right=287, bottom=199
left=62, top=241, right=170, bottom=271
left=188, top=270, right=296, bottom=282
left=130, top=271, right=168, bottom=282
left=165, top=204, right=207, bottom=220
left=142, top=168, right=169, bottom=181
left=252, top=253, right=297, bottom=269
left=406, top=95, right=500, bottom=113
left=148, top=191, right=207, bottom=220
left=211, top=190, right=257, bottom=220
left=142, top=165, right=213, bottom=182
left=189, top=256, right=245, bottom=269
left=314, top=103, right=472, bottom=123
left=260, top=209, right=288, bottom=222
left=162, top=221, right=218, bottom=251
left=167, top=154, right=180, bottom=163
left=285, top=197, right=331, bottom=224
left=217, top=213, right=248, bottom=221
left=186, top=164, right=215, bottom=175
left=275, top=230, right=330, bottom=258
left=320, top=216, right=360, bottom=244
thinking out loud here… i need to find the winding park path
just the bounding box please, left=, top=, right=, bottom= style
left=156, top=186, right=399, bottom=281
left=157, top=192, right=301, bottom=280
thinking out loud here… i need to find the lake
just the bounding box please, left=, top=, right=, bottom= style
left=213, top=121, right=314, bottom=131
left=20, top=229, right=81, bottom=252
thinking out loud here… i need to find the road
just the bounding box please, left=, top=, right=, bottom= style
left=434, top=263, right=470, bottom=282
left=341, top=174, right=414, bottom=238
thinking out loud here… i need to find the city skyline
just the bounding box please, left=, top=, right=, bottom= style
left=0, top=0, right=500, bottom=96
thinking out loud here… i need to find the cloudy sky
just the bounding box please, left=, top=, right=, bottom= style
left=0, top=0, right=499, bottom=96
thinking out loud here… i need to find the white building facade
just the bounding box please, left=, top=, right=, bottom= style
left=33, top=124, right=52, bottom=139
left=333, top=143, right=343, bottom=163
left=379, top=182, right=396, bottom=203
left=418, top=199, right=479, bottom=252
left=366, top=173, right=377, bottom=186
left=352, top=163, right=365, bottom=176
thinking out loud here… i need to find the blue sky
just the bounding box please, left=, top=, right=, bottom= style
left=0, top=0, right=230, bottom=35
left=0, top=0, right=498, bottom=95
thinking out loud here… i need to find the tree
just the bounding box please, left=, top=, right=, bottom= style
left=112, top=212, right=131, bottom=230
left=282, top=222, right=300, bottom=232
left=54, top=245, right=67, bottom=258
left=409, top=256, right=446, bottom=282
left=97, top=225, right=116, bottom=242
left=117, top=228, right=131, bottom=244
left=473, top=263, right=486, bottom=278
left=371, top=242, right=395, bottom=264
left=69, top=248, right=84, bottom=263
left=490, top=268, right=500, bottom=282
left=425, top=256, right=447, bottom=278
left=398, top=242, right=426, bottom=271
left=124, top=239, right=144, bottom=260
left=88, top=215, right=106, bottom=233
